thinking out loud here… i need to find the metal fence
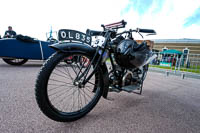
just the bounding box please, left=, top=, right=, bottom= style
left=150, top=52, right=200, bottom=74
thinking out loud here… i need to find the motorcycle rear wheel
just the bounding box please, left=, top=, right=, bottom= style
left=35, top=52, right=103, bottom=122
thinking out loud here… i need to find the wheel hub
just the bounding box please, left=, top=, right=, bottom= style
left=74, top=81, right=84, bottom=88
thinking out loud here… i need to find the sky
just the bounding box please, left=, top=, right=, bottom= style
left=0, top=0, right=200, bottom=40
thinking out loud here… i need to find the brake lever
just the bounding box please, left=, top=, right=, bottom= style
left=136, top=28, right=143, bottom=39
left=138, top=32, right=143, bottom=39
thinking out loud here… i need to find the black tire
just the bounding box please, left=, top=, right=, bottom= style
left=2, top=58, right=28, bottom=66
left=35, top=52, right=103, bottom=122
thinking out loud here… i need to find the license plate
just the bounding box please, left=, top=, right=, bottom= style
left=58, top=29, right=91, bottom=45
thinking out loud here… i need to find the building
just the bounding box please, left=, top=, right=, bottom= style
left=153, top=39, right=200, bottom=54
left=151, top=39, right=200, bottom=67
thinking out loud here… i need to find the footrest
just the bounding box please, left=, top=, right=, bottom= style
left=121, top=84, right=140, bottom=93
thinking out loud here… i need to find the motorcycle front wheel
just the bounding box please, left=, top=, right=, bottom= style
left=35, top=52, right=103, bottom=122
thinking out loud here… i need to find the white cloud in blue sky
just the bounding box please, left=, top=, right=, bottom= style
left=121, top=0, right=200, bottom=39
left=184, top=7, right=200, bottom=27
left=0, top=0, right=199, bottom=40
left=121, top=0, right=165, bottom=15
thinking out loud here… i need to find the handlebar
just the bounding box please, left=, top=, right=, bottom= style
left=87, top=28, right=156, bottom=38
left=85, top=20, right=156, bottom=49
left=116, top=28, right=156, bottom=36
left=86, top=20, right=156, bottom=38
left=137, top=28, right=156, bottom=34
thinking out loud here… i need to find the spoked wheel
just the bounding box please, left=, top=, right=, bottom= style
left=35, top=52, right=103, bottom=122
left=2, top=58, right=28, bottom=66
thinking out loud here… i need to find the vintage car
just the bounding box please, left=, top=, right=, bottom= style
left=0, top=35, right=56, bottom=65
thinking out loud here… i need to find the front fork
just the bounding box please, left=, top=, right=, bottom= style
left=81, top=32, right=111, bottom=85
left=74, top=46, right=105, bottom=87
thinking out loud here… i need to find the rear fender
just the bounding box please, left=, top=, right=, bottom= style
left=50, top=42, right=109, bottom=99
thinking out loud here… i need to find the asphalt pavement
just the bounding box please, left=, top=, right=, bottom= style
left=0, top=59, right=200, bottom=133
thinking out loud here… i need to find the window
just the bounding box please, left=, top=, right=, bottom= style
left=183, top=48, right=189, bottom=55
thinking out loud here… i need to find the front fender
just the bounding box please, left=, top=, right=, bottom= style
left=50, top=42, right=96, bottom=56
left=100, top=63, right=109, bottom=99
left=50, top=42, right=109, bottom=99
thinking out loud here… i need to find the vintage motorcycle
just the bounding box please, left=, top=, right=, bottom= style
left=35, top=20, right=156, bottom=122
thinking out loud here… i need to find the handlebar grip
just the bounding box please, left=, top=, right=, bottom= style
left=86, top=29, right=104, bottom=36
left=104, top=20, right=127, bottom=27
left=102, top=20, right=127, bottom=30
left=138, top=29, right=156, bottom=34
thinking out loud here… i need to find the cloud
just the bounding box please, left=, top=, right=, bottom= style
left=0, top=0, right=200, bottom=40
left=121, top=0, right=153, bottom=15
left=0, top=0, right=128, bottom=40
left=184, top=7, right=200, bottom=27
left=121, top=0, right=200, bottom=39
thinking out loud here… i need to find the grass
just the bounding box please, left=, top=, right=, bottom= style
left=149, top=64, right=200, bottom=74
left=105, top=58, right=200, bottom=74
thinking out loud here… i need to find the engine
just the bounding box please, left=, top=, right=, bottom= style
left=109, top=67, right=143, bottom=89
left=109, top=37, right=153, bottom=92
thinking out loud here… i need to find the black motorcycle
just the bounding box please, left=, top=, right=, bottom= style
left=35, top=20, right=156, bottom=122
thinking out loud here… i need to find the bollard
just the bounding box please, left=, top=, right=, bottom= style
left=165, top=71, right=169, bottom=77
left=181, top=73, right=185, bottom=79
